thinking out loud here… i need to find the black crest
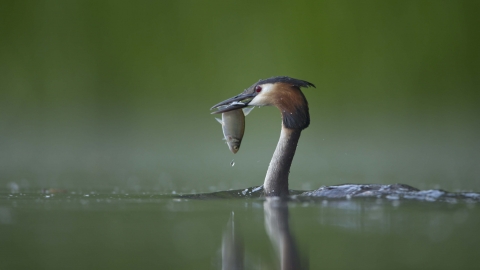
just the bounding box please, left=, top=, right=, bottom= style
left=256, top=76, right=315, bottom=89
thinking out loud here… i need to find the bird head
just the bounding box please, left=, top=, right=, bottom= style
left=211, top=76, right=315, bottom=130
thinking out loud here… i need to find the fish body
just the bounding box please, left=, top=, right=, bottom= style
left=216, top=107, right=253, bottom=154
left=217, top=109, right=245, bottom=154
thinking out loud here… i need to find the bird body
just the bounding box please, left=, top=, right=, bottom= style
left=212, top=76, right=315, bottom=197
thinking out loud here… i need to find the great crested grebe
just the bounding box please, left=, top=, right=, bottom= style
left=211, top=76, right=315, bottom=197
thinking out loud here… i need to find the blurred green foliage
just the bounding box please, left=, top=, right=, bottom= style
left=1, top=0, right=479, bottom=192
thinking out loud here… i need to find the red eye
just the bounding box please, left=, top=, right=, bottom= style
left=255, top=86, right=262, bottom=92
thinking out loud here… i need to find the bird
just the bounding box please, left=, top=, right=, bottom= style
left=211, top=76, right=315, bottom=197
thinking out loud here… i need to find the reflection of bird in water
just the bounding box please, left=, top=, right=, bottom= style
left=220, top=202, right=304, bottom=270
left=221, top=212, right=244, bottom=270
left=264, top=198, right=303, bottom=270
left=212, top=76, right=315, bottom=197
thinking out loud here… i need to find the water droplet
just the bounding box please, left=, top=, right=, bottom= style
left=230, top=160, right=235, bottom=167
left=392, top=200, right=401, bottom=207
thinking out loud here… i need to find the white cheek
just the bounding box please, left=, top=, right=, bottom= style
left=248, top=84, right=274, bottom=106
left=249, top=95, right=268, bottom=106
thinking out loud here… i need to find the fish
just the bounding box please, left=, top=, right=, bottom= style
left=215, top=106, right=254, bottom=154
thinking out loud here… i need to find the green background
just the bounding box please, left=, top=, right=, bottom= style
left=1, top=0, right=479, bottom=193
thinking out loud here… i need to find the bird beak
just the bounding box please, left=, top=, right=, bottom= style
left=210, top=93, right=255, bottom=114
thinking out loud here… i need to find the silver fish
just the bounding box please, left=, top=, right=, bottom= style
left=216, top=106, right=254, bottom=154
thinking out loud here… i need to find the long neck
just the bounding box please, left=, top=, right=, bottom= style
left=264, top=126, right=302, bottom=197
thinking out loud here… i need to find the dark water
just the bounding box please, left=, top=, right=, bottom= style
left=1, top=187, right=479, bottom=270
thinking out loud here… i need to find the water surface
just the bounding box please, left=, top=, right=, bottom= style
left=1, top=189, right=478, bottom=269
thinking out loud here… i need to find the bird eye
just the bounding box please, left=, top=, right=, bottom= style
left=255, top=86, right=262, bottom=93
